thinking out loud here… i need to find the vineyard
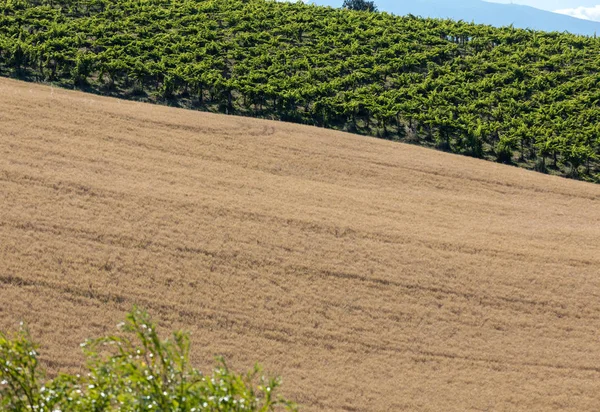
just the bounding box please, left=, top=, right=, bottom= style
left=1, top=0, right=599, bottom=181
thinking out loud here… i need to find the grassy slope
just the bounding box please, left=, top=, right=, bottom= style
left=1, top=0, right=599, bottom=182
left=1, top=78, right=600, bottom=410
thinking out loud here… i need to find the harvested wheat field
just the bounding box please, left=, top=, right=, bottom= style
left=1, top=77, right=600, bottom=411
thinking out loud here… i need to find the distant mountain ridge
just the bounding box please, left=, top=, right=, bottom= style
left=314, top=0, right=600, bottom=36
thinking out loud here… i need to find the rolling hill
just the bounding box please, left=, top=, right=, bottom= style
left=2, top=0, right=599, bottom=183
left=1, top=78, right=600, bottom=410
left=315, top=0, right=600, bottom=36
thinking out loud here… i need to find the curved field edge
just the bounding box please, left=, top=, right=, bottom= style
left=1, top=78, right=600, bottom=411
left=0, top=0, right=599, bottom=182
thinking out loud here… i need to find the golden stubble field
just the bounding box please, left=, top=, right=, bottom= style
left=1, top=77, right=600, bottom=411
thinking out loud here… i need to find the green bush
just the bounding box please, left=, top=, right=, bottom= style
left=0, top=308, right=296, bottom=411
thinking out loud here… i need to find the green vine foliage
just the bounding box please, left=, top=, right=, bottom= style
left=0, top=308, right=296, bottom=411
left=0, top=0, right=599, bottom=181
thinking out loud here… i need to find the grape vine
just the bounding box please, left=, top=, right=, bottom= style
left=1, top=0, right=598, bottom=181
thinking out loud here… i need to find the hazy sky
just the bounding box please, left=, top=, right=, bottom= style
left=487, top=0, right=598, bottom=10
left=487, top=0, right=600, bottom=21
left=290, top=0, right=600, bottom=22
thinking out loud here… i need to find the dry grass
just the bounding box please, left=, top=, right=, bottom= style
left=1, top=77, right=600, bottom=411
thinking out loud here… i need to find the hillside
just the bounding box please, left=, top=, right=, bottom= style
left=1, top=0, right=599, bottom=182
left=2, top=78, right=600, bottom=410
left=316, top=0, right=600, bottom=36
